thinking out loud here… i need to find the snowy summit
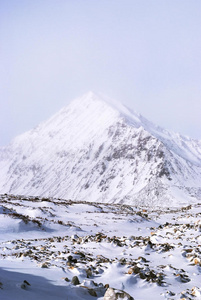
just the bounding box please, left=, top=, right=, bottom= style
left=0, top=91, right=201, bottom=206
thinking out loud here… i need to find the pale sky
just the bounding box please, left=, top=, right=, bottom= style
left=1, top=0, right=201, bottom=146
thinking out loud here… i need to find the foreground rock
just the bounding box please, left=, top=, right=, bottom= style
left=104, top=287, right=134, bottom=300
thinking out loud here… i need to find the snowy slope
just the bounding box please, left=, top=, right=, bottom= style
left=1, top=194, right=201, bottom=299
left=0, top=91, right=201, bottom=206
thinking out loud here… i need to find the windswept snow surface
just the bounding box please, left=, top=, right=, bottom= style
left=0, top=91, right=201, bottom=205
left=1, top=194, right=201, bottom=299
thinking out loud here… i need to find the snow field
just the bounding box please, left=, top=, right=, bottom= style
left=1, top=194, right=201, bottom=299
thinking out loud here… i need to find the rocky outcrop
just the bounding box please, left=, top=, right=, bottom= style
left=104, top=287, right=134, bottom=300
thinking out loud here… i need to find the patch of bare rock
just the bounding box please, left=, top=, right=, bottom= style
left=104, top=287, right=134, bottom=300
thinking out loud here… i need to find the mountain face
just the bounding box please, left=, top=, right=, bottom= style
left=0, top=91, right=201, bottom=206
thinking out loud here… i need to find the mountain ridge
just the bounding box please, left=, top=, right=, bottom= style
left=0, top=91, right=201, bottom=206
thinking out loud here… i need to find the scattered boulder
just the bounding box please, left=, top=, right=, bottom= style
left=86, top=267, right=93, bottom=278
left=64, top=277, right=70, bottom=282
left=67, top=255, right=77, bottom=264
left=104, top=287, right=134, bottom=300
left=71, top=276, right=80, bottom=285
left=175, top=273, right=190, bottom=283
left=21, top=280, right=31, bottom=290
left=80, top=285, right=98, bottom=297
left=128, top=266, right=141, bottom=275
left=88, top=288, right=97, bottom=297
left=41, top=262, right=49, bottom=268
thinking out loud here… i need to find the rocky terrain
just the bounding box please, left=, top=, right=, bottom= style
left=0, top=92, right=201, bottom=206
left=1, top=194, right=201, bottom=299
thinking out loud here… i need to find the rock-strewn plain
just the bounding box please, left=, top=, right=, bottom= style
left=1, top=194, right=201, bottom=299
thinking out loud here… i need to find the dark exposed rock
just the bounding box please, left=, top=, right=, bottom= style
left=139, top=272, right=146, bottom=280
left=23, top=280, right=31, bottom=286
left=21, top=280, right=31, bottom=290
left=64, top=277, right=70, bottom=282
left=119, top=257, right=127, bottom=265
left=68, top=255, right=77, bottom=264
left=128, top=266, right=141, bottom=275
left=86, top=267, right=93, bottom=278
left=88, top=288, right=97, bottom=297
left=71, top=276, right=80, bottom=285
left=175, top=273, right=191, bottom=283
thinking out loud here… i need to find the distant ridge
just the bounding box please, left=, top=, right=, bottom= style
left=0, top=91, right=201, bottom=206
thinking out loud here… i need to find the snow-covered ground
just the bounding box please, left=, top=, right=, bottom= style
left=1, top=194, right=201, bottom=299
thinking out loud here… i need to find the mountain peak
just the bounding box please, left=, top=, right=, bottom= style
left=69, top=91, right=144, bottom=129
left=0, top=92, right=201, bottom=206
left=71, top=90, right=127, bottom=112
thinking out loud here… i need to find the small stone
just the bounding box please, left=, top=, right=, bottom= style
left=80, top=286, right=98, bottom=297
left=191, top=286, right=201, bottom=297
left=128, top=266, right=140, bottom=275
left=68, top=255, right=73, bottom=261
left=88, top=288, right=97, bottom=297
left=86, top=268, right=92, bottom=278
left=20, top=280, right=31, bottom=290
left=139, top=272, right=146, bottom=279
left=119, top=257, right=127, bottom=265
left=165, top=290, right=175, bottom=297
left=23, top=280, right=31, bottom=286
left=176, top=273, right=190, bottom=283
left=193, top=257, right=200, bottom=265
left=71, top=276, right=80, bottom=285
left=41, top=263, right=48, bottom=268
left=147, top=270, right=157, bottom=280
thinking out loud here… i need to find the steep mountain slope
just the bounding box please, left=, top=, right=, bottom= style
left=0, top=91, right=201, bottom=206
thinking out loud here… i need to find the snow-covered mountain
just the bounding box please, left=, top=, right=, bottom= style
left=0, top=91, right=201, bottom=206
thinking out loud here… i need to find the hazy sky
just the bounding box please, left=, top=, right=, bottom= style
left=1, top=0, right=201, bottom=146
